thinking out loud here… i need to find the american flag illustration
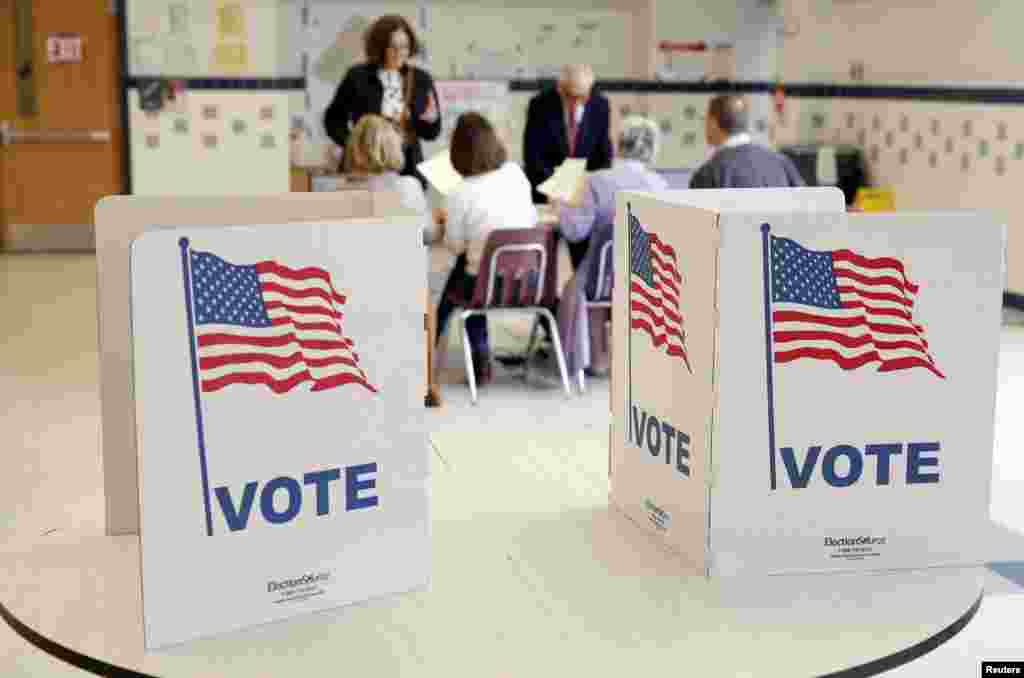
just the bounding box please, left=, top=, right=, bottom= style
left=629, top=213, right=691, bottom=373
left=769, top=235, right=943, bottom=378
left=188, top=250, right=377, bottom=394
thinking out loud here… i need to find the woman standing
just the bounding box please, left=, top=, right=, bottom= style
left=323, top=15, right=441, bottom=188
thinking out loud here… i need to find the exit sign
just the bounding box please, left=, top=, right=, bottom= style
left=46, top=33, right=83, bottom=64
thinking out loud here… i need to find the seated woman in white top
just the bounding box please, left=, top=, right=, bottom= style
left=435, top=111, right=537, bottom=386
left=342, top=113, right=439, bottom=244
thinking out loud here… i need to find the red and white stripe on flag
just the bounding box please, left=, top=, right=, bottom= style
left=194, top=259, right=377, bottom=394
left=772, top=244, right=943, bottom=378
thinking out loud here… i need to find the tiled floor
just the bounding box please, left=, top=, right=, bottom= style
left=1, top=251, right=1022, bottom=675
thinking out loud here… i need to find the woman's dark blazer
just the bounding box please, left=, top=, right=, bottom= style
left=323, top=62, right=442, bottom=183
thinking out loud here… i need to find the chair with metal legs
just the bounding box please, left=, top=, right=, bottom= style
left=577, top=237, right=614, bottom=394
left=455, top=227, right=572, bottom=405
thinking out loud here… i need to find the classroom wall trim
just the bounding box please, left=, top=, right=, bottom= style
left=513, top=80, right=1024, bottom=105
left=118, top=77, right=1024, bottom=104
left=124, top=77, right=306, bottom=90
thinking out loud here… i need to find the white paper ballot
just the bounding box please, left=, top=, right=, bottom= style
left=815, top=145, right=839, bottom=186
left=538, top=158, right=587, bottom=205
left=417, top=149, right=463, bottom=195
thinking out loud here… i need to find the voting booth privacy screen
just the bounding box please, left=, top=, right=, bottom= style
left=610, top=189, right=1005, bottom=577
left=130, top=219, right=429, bottom=648
left=95, top=192, right=414, bottom=537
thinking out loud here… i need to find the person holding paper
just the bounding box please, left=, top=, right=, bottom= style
left=689, top=94, right=805, bottom=189
left=417, top=147, right=464, bottom=197
left=523, top=64, right=613, bottom=269
left=323, top=15, right=442, bottom=190
left=537, top=158, right=588, bottom=206
left=555, top=115, right=667, bottom=379
left=434, top=112, right=537, bottom=386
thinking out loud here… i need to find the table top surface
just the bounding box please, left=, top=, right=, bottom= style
left=0, top=431, right=994, bottom=677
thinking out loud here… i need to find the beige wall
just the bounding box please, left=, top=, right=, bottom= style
left=778, top=0, right=1024, bottom=292
left=123, top=1, right=1024, bottom=290
left=781, top=0, right=1024, bottom=85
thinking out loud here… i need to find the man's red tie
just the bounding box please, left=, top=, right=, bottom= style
left=566, top=104, right=578, bottom=157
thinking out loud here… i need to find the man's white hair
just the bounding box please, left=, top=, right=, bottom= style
left=559, top=64, right=594, bottom=93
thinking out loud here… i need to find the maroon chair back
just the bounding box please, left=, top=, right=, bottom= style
left=468, top=228, right=558, bottom=310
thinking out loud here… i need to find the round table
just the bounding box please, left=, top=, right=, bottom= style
left=1, top=432, right=987, bottom=677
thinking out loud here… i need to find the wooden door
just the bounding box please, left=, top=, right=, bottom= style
left=0, top=1, right=124, bottom=250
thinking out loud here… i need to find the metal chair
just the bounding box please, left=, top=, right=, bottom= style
left=578, top=235, right=614, bottom=394
left=454, top=227, right=572, bottom=405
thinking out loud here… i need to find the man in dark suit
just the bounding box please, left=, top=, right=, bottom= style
left=523, top=64, right=613, bottom=270
left=689, top=95, right=805, bottom=189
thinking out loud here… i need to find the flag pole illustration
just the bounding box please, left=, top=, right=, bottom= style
left=762, top=224, right=945, bottom=490
left=179, top=237, right=216, bottom=537
left=760, top=224, right=779, bottom=491
left=178, top=238, right=377, bottom=535
left=626, top=204, right=693, bottom=440
left=626, top=202, right=633, bottom=445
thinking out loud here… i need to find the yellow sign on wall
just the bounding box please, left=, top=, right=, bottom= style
left=216, top=2, right=246, bottom=37
left=213, top=44, right=249, bottom=73
left=854, top=187, right=896, bottom=212
left=213, top=1, right=248, bottom=74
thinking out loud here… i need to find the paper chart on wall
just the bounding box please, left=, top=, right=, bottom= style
left=211, top=1, right=250, bottom=73
left=419, top=81, right=510, bottom=163
left=126, top=0, right=279, bottom=77
left=128, top=1, right=202, bottom=75
left=429, top=10, right=632, bottom=80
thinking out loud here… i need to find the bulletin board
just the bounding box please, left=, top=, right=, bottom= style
left=128, top=89, right=290, bottom=196
left=124, top=1, right=298, bottom=194
left=293, top=1, right=635, bottom=168
left=126, top=0, right=302, bottom=77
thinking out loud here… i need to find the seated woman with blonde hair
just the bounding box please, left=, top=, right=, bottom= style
left=553, top=115, right=667, bottom=381
left=343, top=113, right=440, bottom=243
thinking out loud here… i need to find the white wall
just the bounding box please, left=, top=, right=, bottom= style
left=779, top=0, right=1024, bottom=292
left=781, top=0, right=1024, bottom=85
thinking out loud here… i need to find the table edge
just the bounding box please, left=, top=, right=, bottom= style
left=1, top=586, right=984, bottom=678
left=823, top=592, right=983, bottom=677
left=1, top=596, right=155, bottom=678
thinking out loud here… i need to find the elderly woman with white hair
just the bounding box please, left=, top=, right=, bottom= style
left=553, top=115, right=668, bottom=383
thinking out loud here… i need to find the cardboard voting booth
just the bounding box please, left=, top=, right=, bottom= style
left=95, top=194, right=428, bottom=648
left=129, top=219, right=428, bottom=648
left=610, top=189, right=1005, bottom=578
left=95, top=192, right=414, bottom=536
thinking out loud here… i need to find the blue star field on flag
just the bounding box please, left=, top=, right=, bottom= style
left=771, top=236, right=843, bottom=309
left=190, top=251, right=273, bottom=327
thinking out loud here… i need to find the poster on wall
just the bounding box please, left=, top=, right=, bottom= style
left=429, top=9, right=632, bottom=80
left=419, top=80, right=509, bottom=161
left=130, top=219, right=430, bottom=648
